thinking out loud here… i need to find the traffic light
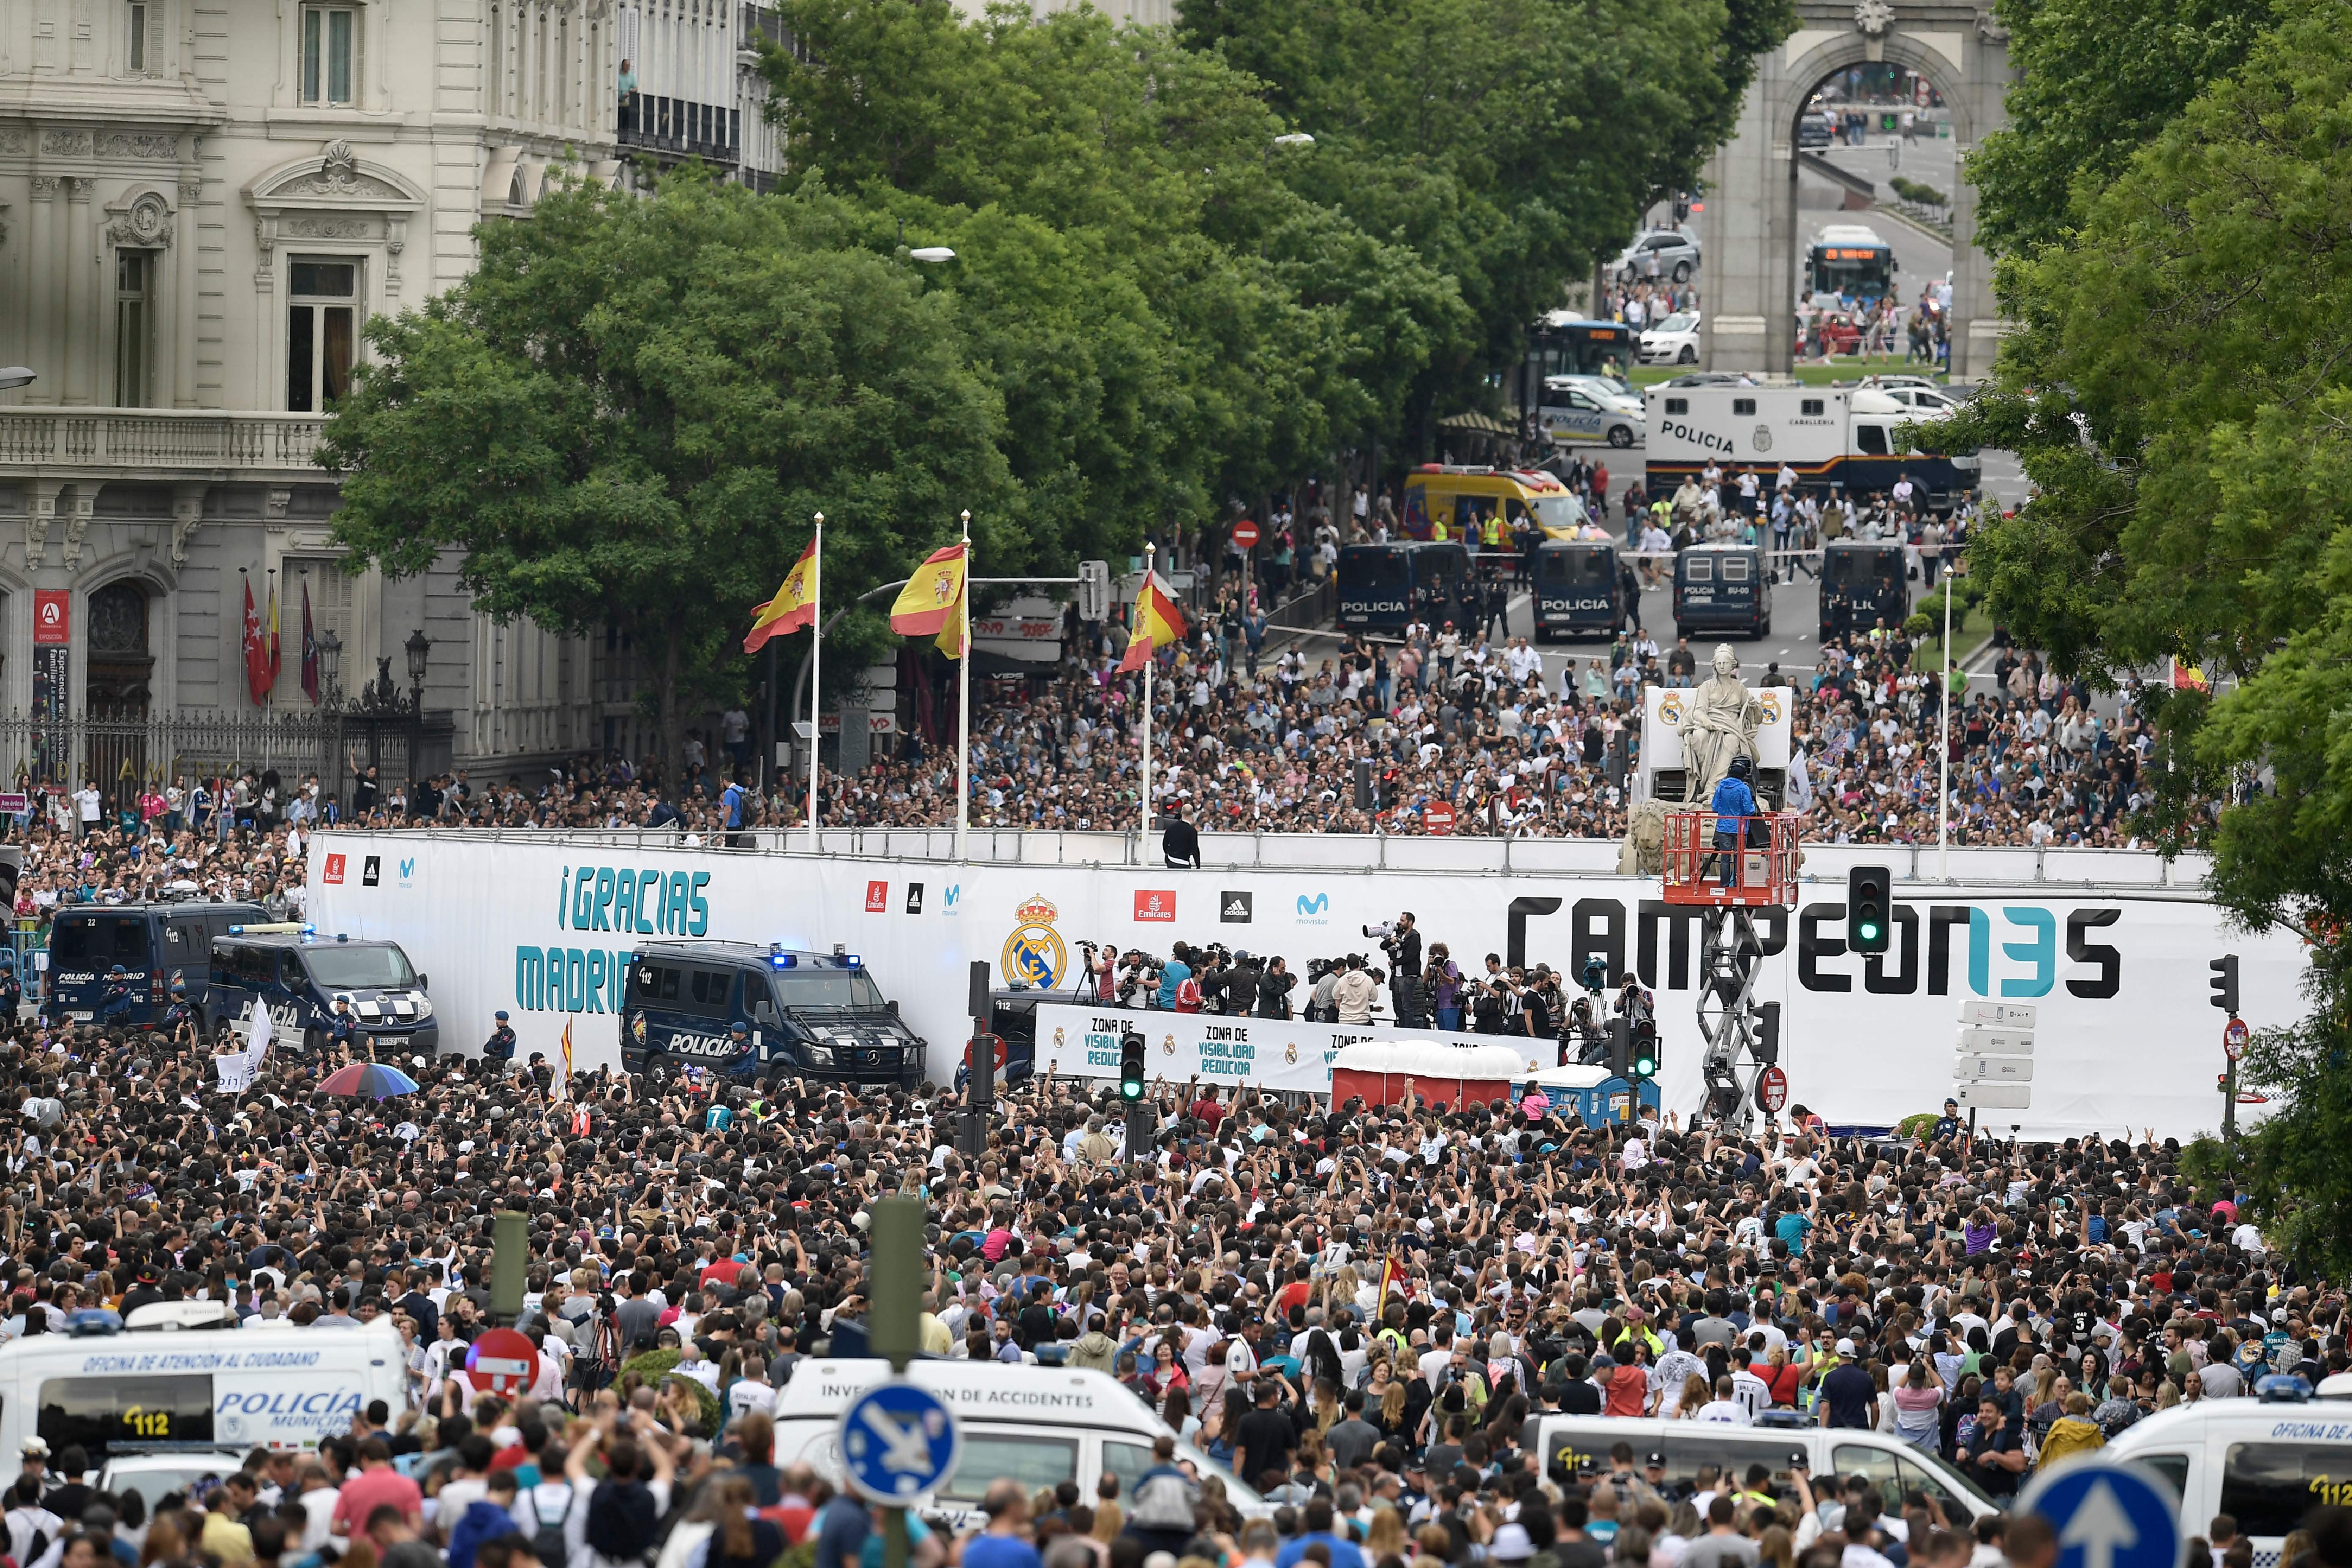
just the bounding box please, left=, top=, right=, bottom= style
left=1606, top=1016, right=1631, bottom=1081
left=1848, top=865, right=1892, bottom=955
left=1353, top=759, right=1373, bottom=811
left=1631, top=1017, right=1659, bottom=1081
left=1119, top=1029, right=1146, bottom=1101
left=1753, top=1000, right=1780, bottom=1067
left=2209, top=954, right=2240, bottom=1015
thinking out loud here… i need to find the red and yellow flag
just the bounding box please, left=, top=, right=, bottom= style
left=744, top=536, right=819, bottom=653
left=559, top=1015, right=574, bottom=1098
left=890, top=543, right=968, bottom=658
left=1117, top=574, right=1186, bottom=672
left=2169, top=657, right=2210, bottom=692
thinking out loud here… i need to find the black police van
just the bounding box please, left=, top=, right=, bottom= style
left=1336, top=542, right=1473, bottom=634
left=620, top=940, right=928, bottom=1092
left=1532, top=541, right=1624, bottom=642
left=1674, top=542, right=1771, bottom=640
left=204, top=926, right=440, bottom=1054
left=42, top=901, right=267, bottom=1027
left=1819, top=539, right=1911, bottom=642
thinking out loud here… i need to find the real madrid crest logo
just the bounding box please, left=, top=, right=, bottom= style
left=1000, top=893, right=1066, bottom=989
left=1052, top=1026, right=1067, bottom=1049
left=1161, top=1034, right=1176, bottom=1055
left=1659, top=692, right=1684, bottom=726
left=1284, top=1042, right=1298, bottom=1065
left=1759, top=690, right=1783, bottom=724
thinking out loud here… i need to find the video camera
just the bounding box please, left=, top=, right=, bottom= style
left=1579, top=954, right=1610, bottom=994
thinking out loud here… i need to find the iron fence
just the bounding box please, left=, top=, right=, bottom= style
left=0, top=707, right=412, bottom=811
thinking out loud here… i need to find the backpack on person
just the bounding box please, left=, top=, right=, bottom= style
left=530, top=1480, right=574, bottom=1568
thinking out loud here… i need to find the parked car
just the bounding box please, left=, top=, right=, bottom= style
left=1639, top=309, right=1703, bottom=365
left=1611, top=229, right=1701, bottom=284
left=1797, top=111, right=1835, bottom=148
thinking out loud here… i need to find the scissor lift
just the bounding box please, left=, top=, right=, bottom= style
left=1662, top=811, right=1801, bottom=1129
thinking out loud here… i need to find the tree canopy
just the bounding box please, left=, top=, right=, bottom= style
left=1947, top=0, right=2352, bottom=1265
left=320, top=174, right=1013, bottom=775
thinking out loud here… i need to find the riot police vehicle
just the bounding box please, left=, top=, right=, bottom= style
left=204, top=926, right=437, bottom=1054
left=620, top=940, right=927, bottom=1092
left=1673, top=542, right=1771, bottom=640
left=1532, top=540, right=1625, bottom=641
left=41, top=901, right=267, bottom=1027
left=1819, top=539, right=1910, bottom=642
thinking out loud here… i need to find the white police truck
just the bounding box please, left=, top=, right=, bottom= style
left=1645, top=384, right=1978, bottom=513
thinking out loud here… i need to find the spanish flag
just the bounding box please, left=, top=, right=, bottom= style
left=558, top=1015, right=574, bottom=1098
left=1377, top=1254, right=1413, bottom=1313
left=1117, top=573, right=1185, bottom=672
left=2169, top=657, right=2210, bottom=692
left=744, top=536, right=819, bottom=653
left=890, top=543, right=968, bottom=658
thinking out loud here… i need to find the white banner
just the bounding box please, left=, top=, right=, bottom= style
left=305, top=833, right=2309, bottom=1141
left=1025, top=1001, right=1561, bottom=1094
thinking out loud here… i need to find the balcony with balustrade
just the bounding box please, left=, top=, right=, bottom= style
left=0, top=409, right=334, bottom=483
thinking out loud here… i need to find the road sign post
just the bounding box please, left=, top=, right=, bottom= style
left=1756, top=1064, right=1788, bottom=1116
left=842, top=1196, right=956, bottom=1568
left=2016, top=1459, right=2185, bottom=1568
left=2222, top=1014, right=2248, bottom=1139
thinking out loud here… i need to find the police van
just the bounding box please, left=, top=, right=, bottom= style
left=204, top=927, right=440, bottom=1055
left=2104, top=1383, right=2352, bottom=1565
left=1674, top=542, right=1771, bottom=640
left=1644, top=385, right=1978, bottom=512
left=768, top=1359, right=1271, bottom=1532
left=1819, top=539, right=1910, bottom=642
left=620, top=940, right=929, bottom=1092
left=1336, top=542, right=1472, bottom=634
left=1533, top=540, right=1625, bottom=642
left=0, top=1314, right=408, bottom=1468
left=1525, top=1414, right=1999, bottom=1526
left=41, top=901, right=267, bottom=1026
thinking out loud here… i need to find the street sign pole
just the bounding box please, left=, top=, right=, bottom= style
left=2222, top=1013, right=2247, bottom=1140
left=870, top=1197, right=923, bottom=1568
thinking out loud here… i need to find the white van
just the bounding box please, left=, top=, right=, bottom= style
left=2105, top=1391, right=2352, bottom=1561
left=1524, top=1415, right=2004, bottom=1524
left=0, top=1319, right=410, bottom=1465
left=769, top=1360, right=1271, bottom=1529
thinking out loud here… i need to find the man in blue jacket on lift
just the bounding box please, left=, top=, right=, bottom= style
left=1711, top=753, right=1759, bottom=887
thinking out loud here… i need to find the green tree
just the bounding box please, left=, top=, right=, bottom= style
left=1943, top=0, right=2352, bottom=1271
left=320, top=172, right=1014, bottom=779
left=1969, top=0, right=2275, bottom=259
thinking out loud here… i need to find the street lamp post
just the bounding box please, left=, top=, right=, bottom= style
left=404, top=629, right=430, bottom=791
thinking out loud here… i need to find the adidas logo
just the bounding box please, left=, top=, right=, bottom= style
left=1225, top=898, right=1247, bottom=915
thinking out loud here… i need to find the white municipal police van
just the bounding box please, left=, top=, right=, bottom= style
left=2105, top=1386, right=2352, bottom=1565
left=769, top=1360, right=1271, bottom=1528
left=0, top=1318, right=409, bottom=1465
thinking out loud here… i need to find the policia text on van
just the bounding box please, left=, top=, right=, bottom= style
left=621, top=940, right=928, bottom=1092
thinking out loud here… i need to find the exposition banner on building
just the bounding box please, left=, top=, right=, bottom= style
left=305, top=832, right=2309, bottom=1141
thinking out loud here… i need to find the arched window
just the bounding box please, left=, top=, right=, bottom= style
left=87, top=582, right=153, bottom=716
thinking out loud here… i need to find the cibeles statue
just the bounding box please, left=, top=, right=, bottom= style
left=1681, top=644, right=1765, bottom=803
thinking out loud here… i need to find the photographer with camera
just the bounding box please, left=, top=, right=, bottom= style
left=1471, top=953, right=1519, bottom=1035
left=1075, top=938, right=1120, bottom=1005
left=1116, top=948, right=1163, bottom=1008
left=1305, top=957, right=1343, bottom=1022
left=1332, top=953, right=1379, bottom=1024
left=1364, top=912, right=1423, bottom=1027
left=1256, top=955, right=1296, bottom=1020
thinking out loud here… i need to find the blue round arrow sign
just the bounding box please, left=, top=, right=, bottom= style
left=2018, top=1460, right=2185, bottom=1568
left=837, top=1381, right=963, bottom=1504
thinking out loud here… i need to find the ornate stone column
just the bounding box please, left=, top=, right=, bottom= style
left=24, top=177, right=56, bottom=406
left=175, top=171, right=201, bottom=407
left=62, top=176, right=93, bottom=406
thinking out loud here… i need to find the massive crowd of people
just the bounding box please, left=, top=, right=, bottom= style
left=0, top=1021, right=2336, bottom=1568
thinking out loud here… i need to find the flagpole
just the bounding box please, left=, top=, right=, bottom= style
left=1141, top=542, right=1154, bottom=844
left=806, top=513, right=823, bottom=855
left=1937, top=558, right=1952, bottom=882
left=956, top=510, right=972, bottom=864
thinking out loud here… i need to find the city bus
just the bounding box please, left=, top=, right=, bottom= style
left=1806, top=225, right=1895, bottom=304
left=1528, top=314, right=1640, bottom=384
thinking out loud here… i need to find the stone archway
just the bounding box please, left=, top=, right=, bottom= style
left=1697, top=0, right=2012, bottom=379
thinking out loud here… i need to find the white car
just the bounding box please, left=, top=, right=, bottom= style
left=1543, top=374, right=1641, bottom=415
left=1871, top=384, right=1959, bottom=416
left=1535, top=381, right=1643, bottom=448
left=98, top=1451, right=250, bottom=1511
left=1639, top=310, right=1703, bottom=365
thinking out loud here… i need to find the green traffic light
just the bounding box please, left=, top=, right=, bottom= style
left=1120, top=1079, right=1143, bottom=1100
left=1634, top=1054, right=1658, bottom=1078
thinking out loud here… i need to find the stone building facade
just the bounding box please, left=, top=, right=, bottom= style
left=0, top=0, right=781, bottom=787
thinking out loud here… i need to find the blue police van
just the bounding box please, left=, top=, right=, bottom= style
left=203, top=926, right=440, bottom=1054
left=41, top=901, right=267, bottom=1027
left=1532, top=541, right=1625, bottom=642
left=620, top=940, right=929, bottom=1092
left=1819, top=539, right=1911, bottom=642
left=1336, top=542, right=1471, bottom=633
left=1673, top=542, right=1771, bottom=640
